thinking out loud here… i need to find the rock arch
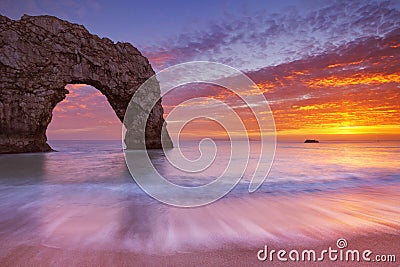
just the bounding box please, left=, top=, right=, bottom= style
left=0, top=15, right=172, bottom=153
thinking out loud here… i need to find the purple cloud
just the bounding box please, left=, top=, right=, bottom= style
left=144, top=0, right=400, bottom=71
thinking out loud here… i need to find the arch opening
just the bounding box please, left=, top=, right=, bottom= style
left=47, top=84, right=122, bottom=142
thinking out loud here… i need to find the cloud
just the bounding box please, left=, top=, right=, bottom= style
left=144, top=0, right=400, bottom=71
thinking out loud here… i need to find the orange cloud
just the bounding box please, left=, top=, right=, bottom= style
left=327, top=60, right=364, bottom=69
left=307, top=73, right=400, bottom=88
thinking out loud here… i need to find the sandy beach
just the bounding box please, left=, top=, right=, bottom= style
left=0, top=233, right=398, bottom=266
left=0, top=183, right=398, bottom=266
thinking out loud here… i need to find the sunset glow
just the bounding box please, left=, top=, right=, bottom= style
left=160, top=33, right=399, bottom=141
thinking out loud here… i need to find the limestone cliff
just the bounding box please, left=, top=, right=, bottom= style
left=0, top=14, right=172, bottom=153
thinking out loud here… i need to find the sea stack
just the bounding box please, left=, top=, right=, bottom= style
left=0, top=15, right=172, bottom=153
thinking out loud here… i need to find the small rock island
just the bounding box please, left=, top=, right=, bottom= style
left=304, top=139, right=319, bottom=143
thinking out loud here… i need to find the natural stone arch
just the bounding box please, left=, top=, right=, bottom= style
left=0, top=15, right=172, bottom=153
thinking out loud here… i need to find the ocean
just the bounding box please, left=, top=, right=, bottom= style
left=0, top=140, right=399, bottom=254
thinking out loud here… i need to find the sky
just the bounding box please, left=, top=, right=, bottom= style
left=1, top=0, right=399, bottom=141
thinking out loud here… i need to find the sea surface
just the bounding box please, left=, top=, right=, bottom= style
left=0, top=140, right=399, bottom=254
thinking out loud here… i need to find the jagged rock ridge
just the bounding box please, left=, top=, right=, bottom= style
left=0, top=14, right=172, bottom=153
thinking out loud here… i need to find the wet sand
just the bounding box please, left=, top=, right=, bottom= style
left=0, top=233, right=398, bottom=266
left=1, top=185, right=399, bottom=266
